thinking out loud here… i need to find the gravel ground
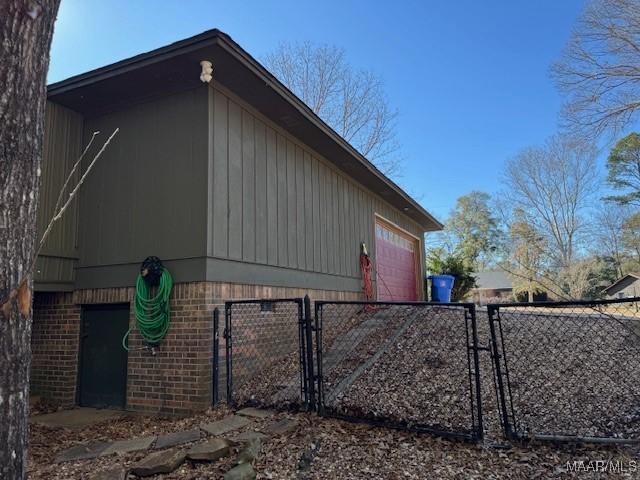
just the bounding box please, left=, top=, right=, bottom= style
left=28, top=409, right=640, bottom=479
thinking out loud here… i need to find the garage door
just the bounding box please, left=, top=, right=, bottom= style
left=375, top=219, right=418, bottom=301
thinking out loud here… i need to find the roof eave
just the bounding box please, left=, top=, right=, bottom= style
left=47, top=29, right=443, bottom=232
left=602, top=273, right=640, bottom=294
left=213, top=33, right=442, bottom=232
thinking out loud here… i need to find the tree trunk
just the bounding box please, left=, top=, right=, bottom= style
left=0, top=2, right=60, bottom=479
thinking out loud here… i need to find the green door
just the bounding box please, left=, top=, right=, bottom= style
left=79, top=305, right=129, bottom=408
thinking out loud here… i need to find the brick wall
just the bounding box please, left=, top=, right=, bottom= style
left=71, top=283, right=213, bottom=416
left=207, top=282, right=362, bottom=401
left=31, top=281, right=362, bottom=414
left=31, top=292, right=81, bottom=407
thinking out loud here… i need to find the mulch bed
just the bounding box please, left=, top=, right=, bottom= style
left=492, top=308, right=640, bottom=439
left=321, top=305, right=477, bottom=436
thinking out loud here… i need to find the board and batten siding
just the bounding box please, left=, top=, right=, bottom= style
left=35, top=102, right=84, bottom=290
left=207, top=85, right=425, bottom=294
left=75, top=87, right=210, bottom=288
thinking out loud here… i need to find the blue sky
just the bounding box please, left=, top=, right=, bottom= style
left=49, top=0, right=586, bottom=222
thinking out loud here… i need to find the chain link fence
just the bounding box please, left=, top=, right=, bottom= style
left=315, top=301, right=483, bottom=441
left=489, top=297, right=640, bottom=443
left=224, top=298, right=310, bottom=410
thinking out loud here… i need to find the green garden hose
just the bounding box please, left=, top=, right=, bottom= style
left=122, top=267, right=173, bottom=351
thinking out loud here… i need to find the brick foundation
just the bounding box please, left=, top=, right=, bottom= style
left=31, top=292, right=81, bottom=407
left=30, top=282, right=361, bottom=414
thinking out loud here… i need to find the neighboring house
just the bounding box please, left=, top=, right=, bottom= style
left=32, top=29, right=442, bottom=414
left=603, top=273, right=640, bottom=299
left=472, top=271, right=513, bottom=305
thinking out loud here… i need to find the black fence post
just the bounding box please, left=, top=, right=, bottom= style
left=224, top=303, right=232, bottom=406
left=315, top=301, right=324, bottom=416
left=298, top=299, right=307, bottom=405
left=469, top=304, right=484, bottom=441
left=487, top=305, right=512, bottom=438
left=212, top=307, right=220, bottom=406
left=304, top=295, right=316, bottom=411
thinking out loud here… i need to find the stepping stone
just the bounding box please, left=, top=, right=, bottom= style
left=263, top=418, right=298, bottom=436
left=88, top=466, right=127, bottom=480
left=228, top=431, right=268, bottom=444
left=235, top=437, right=262, bottom=465
left=31, top=407, right=124, bottom=429
left=155, top=429, right=201, bottom=449
left=130, top=448, right=186, bottom=476
left=201, top=415, right=250, bottom=436
left=224, top=463, right=256, bottom=480
left=236, top=407, right=274, bottom=419
left=187, top=438, right=230, bottom=462
left=101, top=435, right=156, bottom=456
left=55, top=441, right=111, bottom=462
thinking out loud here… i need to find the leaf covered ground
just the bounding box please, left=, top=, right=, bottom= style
left=28, top=409, right=639, bottom=479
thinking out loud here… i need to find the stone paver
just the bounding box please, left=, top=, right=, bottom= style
left=236, top=407, right=274, bottom=419
left=100, top=435, right=156, bottom=456
left=31, top=408, right=124, bottom=429
left=154, top=429, right=201, bottom=449
left=201, top=415, right=250, bottom=436
left=235, top=437, right=262, bottom=465
left=54, top=441, right=111, bottom=463
left=224, top=463, right=257, bottom=480
left=130, top=448, right=186, bottom=476
left=263, top=418, right=298, bottom=436
left=87, top=466, right=127, bottom=480
left=228, top=430, right=268, bottom=444
left=187, top=438, right=231, bottom=461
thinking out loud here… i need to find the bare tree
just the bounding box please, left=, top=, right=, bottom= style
left=560, top=258, right=599, bottom=300
left=553, top=0, right=640, bottom=138
left=265, top=42, right=401, bottom=177
left=506, top=208, right=549, bottom=302
left=503, top=135, right=600, bottom=270
left=593, top=203, right=632, bottom=276
left=1, top=1, right=61, bottom=478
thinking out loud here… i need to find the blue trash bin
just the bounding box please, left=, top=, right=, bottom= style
left=428, top=274, right=455, bottom=302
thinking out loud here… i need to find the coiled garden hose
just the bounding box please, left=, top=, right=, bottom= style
left=122, top=267, right=173, bottom=350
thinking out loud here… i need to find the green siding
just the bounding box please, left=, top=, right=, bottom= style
left=35, top=102, right=84, bottom=290
left=76, top=87, right=209, bottom=286
left=208, top=86, right=425, bottom=292
left=38, top=83, right=425, bottom=293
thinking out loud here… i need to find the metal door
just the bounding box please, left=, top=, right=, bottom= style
left=78, top=304, right=129, bottom=408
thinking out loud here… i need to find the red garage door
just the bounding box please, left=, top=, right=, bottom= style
left=375, top=219, right=418, bottom=301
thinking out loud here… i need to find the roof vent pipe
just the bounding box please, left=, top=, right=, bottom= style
left=200, top=60, right=213, bottom=83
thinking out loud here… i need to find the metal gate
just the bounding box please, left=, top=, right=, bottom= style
left=488, top=297, right=640, bottom=443
left=224, top=297, right=314, bottom=410
left=314, top=301, right=483, bottom=441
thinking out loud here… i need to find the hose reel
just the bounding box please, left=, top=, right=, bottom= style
left=122, top=256, right=173, bottom=351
